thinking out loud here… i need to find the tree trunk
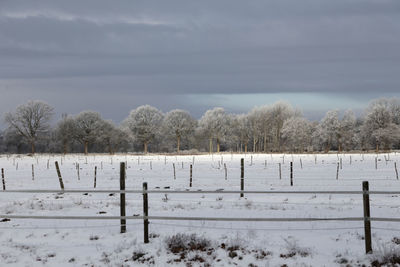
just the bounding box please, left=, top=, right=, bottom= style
left=31, top=141, right=35, bottom=154
left=209, top=138, right=213, bottom=154
left=253, top=138, right=256, bottom=152
left=63, top=141, right=68, bottom=154
left=245, top=143, right=248, bottom=153
left=84, top=141, right=88, bottom=155
left=144, top=142, right=148, bottom=153
left=376, top=143, right=379, bottom=153
left=177, top=136, right=180, bottom=153
left=217, top=138, right=220, bottom=153
left=264, top=130, right=267, bottom=152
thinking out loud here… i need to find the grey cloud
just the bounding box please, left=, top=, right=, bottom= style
left=0, top=0, right=400, bottom=125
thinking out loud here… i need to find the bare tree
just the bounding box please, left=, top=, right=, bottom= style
left=163, top=109, right=197, bottom=152
left=55, top=114, right=75, bottom=154
left=98, top=120, right=131, bottom=154
left=124, top=105, right=163, bottom=153
left=198, top=107, right=231, bottom=153
left=71, top=111, right=104, bottom=154
left=281, top=117, right=312, bottom=152
left=4, top=100, right=54, bottom=154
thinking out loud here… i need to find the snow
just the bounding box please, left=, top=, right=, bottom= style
left=0, top=153, right=400, bottom=266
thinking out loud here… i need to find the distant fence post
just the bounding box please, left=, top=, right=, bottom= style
left=173, top=163, right=176, bottom=180
left=55, top=161, right=65, bottom=190
left=290, top=162, right=293, bottom=186
left=143, top=182, right=149, bottom=243
left=189, top=164, right=193, bottom=187
left=395, top=162, right=398, bottom=180
left=240, top=158, right=244, bottom=197
left=362, top=181, right=372, bottom=254
left=94, top=166, right=97, bottom=188
left=224, top=163, right=227, bottom=180
left=120, top=162, right=126, bottom=234
left=77, top=163, right=80, bottom=180
left=279, top=163, right=282, bottom=180
left=336, top=162, right=340, bottom=180
left=1, top=168, right=5, bottom=190
left=32, top=164, right=34, bottom=180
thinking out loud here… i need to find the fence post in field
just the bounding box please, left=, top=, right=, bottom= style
left=300, top=158, right=303, bottom=169
left=362, top=181, right=372, bottom=254
left=224, top=163, right=227, bottom=180
left=190, top=164, right=193, bottom=187
left=120, top=162, right=126, bottom=233
left=340, top=158, right=342, bottom=170
left=32, top=164, right=34, bottom=180
left=150, top=161, right=152, bottom=170
left=290, top=162, right=293, bottom=186
left=395, top=162, right=398, bottom=180
left=55, top=161, right=65, bottom=190
left=350, top=155, right=352, bottom=165
left=143, top=182, right=149, bottom=243
left=1, top=168, right=5, bottom=190
left=94, top=166, right=97, bottom=188
left=173, top=163, right=176, bottom=180
left=336, top=162, right=340, bottom=180
left=375, top=157, right=378, bottom=170
left=279, top=163, right=282, bottom=180
left=240, top=158, right=244, bottom=197
left=47, top=159, right=49, bottom=169
left=77, top=163, right=80, bottom=180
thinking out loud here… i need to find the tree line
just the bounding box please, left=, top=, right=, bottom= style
left=1, top=98, right=400, bottom=154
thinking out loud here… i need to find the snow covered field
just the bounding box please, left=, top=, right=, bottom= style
left=0, top=153, right=400, bottom=266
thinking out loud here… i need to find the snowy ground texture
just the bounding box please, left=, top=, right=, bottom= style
left=1, top=152, right=400, bottom=266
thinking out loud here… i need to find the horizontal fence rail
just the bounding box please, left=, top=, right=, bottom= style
left=1, top=189, right=400, bottom=195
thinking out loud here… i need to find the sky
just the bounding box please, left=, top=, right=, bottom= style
left=1, top=0, right=400, bottom=126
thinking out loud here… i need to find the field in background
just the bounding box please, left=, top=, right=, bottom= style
left=0, top=153, right=399, bottom=266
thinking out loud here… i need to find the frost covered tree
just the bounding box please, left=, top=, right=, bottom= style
left=124, top=105, right=163, bottom=153
left=98, top=120, right=131, bottom=154
left=198, top=107, right=231, bottom=153
left=281, top=117, right=312, bottom=152
left=363, top=98, right=400, bottom=151
left=339, top=110, right=357, bottom=151
left=233, top=114, right=252, bottom=152
left=55, top=114, right=75, bottom=154
left=163, top=109, right=197, bottom=152
left=313, top=110, right=340, bottom=152
left=4, top=100, right=54, bottom=154
left=71, top=111, right=105, bottom=154
left=270, top=102, right=295, bottom=151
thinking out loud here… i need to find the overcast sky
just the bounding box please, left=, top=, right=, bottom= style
left=1, top=0, right=400, bottom=126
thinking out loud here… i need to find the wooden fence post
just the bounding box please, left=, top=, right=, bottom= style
left=94, top=166, right=97, bottom=188
left=1, top=168, right=5, bottom=190
left=173, top=163, right=176, bottom=180
left=290, top=162, right=293, bottom=186
left=55, top=161, right=65, bottom=190
left=363, top=181, right=372, bottom=254
left=120, top=162, right=126, bottom=233
left=189, top=164, right=193, bottom=187
left=77, top=163, right=80, bottom=180
left=224, top=163, right=227, bottom=180
left=336, top=162, right=340, bottom=180
left=32, top=164, right=34, bottom=180
left=279, top=163, right=282, bottom=180
left=300, top=158, right=303, bottom=169
left=143, top=182, right=149, bottom=243
left=240, top=158, right=244, bottom=197
left=340, top=158, right=343, bottom=170
left=395, top=162, right=398, bottom=180
left=375, top=157, right=378, bottom=170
